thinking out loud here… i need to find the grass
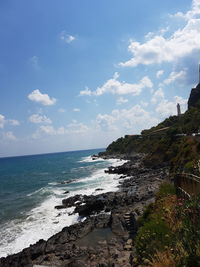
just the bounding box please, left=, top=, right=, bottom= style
left=133, top=183, right=200, bottom=267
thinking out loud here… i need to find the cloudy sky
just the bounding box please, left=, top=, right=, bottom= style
left=0, top=0, right=199, bottom=157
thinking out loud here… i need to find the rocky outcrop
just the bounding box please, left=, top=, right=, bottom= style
left=188, top=83, right=200, bottom=109
left=0, top=154, right=168, bottom=267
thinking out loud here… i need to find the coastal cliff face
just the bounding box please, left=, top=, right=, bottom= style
left=188, top=83, right=200, bottom=109
left=102, top=100, right=200, bottom=175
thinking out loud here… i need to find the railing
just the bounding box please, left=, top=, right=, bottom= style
left=174, top=173, right=200, bottom=198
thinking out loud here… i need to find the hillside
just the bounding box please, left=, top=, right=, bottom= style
left=100, top=100, right=200, bottom=175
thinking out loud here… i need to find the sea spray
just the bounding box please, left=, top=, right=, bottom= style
left=0, top=149, right=127, bottom=257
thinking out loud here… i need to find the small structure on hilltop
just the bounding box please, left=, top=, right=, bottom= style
left=188, top=65, right=200, bottom=109
left=177, top=103, right=181, bottom=116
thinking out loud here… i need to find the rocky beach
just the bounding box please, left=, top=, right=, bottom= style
left=0, top=153, right=168, bottom=267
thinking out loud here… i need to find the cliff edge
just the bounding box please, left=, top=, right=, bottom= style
left=188, top=83, right=200, bottom=109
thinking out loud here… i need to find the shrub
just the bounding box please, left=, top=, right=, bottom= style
left=175, top=195, right=200, bottom=266
left=156, top=183, right=176, bottom=198
left=135, top=217, right=173, bottom=262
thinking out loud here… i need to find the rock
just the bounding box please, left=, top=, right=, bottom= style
left=0, top=153, right=168, bottom=267
left=188, top=83, right=200, bottom=109
left=63, top=190, right=69, bottom=194
left=111, top=212, right=128, bottom=238
left=54, top=205, right=65, bottom=210
left=126, top=239, right=132, bottom=245
left=75, top=198, right=106, bottom=217
left=62, top=194, right=83, bottom=208
left=124, top=245, right=132, bottom=250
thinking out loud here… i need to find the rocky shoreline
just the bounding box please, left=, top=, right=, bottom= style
left=0, top=153, right=168, bottom=267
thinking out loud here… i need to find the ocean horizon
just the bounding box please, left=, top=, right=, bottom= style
left=0, top=147, right=105, bottom=160
left=0, top=148, right=126, bottom=258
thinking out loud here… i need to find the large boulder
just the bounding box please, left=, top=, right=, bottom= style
left=188, top=83, right=200, bottom=109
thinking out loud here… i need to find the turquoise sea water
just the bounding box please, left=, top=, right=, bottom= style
left=0, top=149, right=126, bottom=257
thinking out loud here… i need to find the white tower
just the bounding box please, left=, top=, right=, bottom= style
left=177, top=103, right=181, bottom=116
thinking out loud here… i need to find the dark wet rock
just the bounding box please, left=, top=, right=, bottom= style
left=0, top=153, right=169, bottom=267
left=55, top=205, right=66, bottom=210
left=63, top=190, right=69, bottom=194
left=62, top=194, right=83, bottom=208
left=75, top=199, right=106, bottom=217
left=188, top=83, right=200, bottom=109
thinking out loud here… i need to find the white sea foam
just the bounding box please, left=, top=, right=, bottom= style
left=27, top=186, right=63, bottom=197
left=48, top=182, right=59, bottom=186
left=0, top=157, right=128, bottom=258
left=65, top=158, right=128, bottom=196
left=79, top=155, right=105, bottom=163
left=0, top=195, right=79, bottom=257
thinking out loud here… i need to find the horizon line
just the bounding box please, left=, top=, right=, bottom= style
left=0, top=147, right=105, bottom=160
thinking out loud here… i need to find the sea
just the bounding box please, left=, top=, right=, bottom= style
left=0, top=148, right=127, bottom=258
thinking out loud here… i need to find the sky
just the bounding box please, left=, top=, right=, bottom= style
left=0, top=0, right=200, bottom=157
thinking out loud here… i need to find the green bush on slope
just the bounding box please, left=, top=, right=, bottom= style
left=134, top=184, right=200, bottom=267
left=104, top=101, right=200, bottom=174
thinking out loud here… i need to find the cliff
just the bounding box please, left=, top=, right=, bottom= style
left=101, top=102, right=200, bottom=175
left=188, top=83, right=200, bottom=109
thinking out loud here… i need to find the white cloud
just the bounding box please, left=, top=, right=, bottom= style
left=80, top=87, right=93, bottom=96
left=33, top=120, right=89, bottom=138
left=163, top=70, right=186, bottom=85
left=159, top=26, right=170, bottom=36
left=156, top=70, right=164, bottom=78
left=156, top=96, right=187, bottom=117
left=32, top=125, right=55, bottom=139
left=29, top=114, right=52, bottom=124
left=119, top=1, right=200, bottom=69
left=60, top=31, right=76, bottom=43
left=80, top=73, right=153, bottom=96
left=39, top=125, right=55, bottom=135
left=95, top=105, right=159, bottom=133
left=140, top=101, right=149, bottom=107
left=151, top=88, right=165, bottom=104
left=96, top=114, right=117, bottom=131
left=28, top=89, right=56, bottom=106
left=116, top=97, right=128, bottom=105
left=0, top=114, right=6, bottom=128
left=173, top=0, right=200, bottom=20
left=150, top=85, right=188, bottom=117
left=29, top=56, right=40, bottom=70
left=66, top=121, right=89, bottom=134
left=8, top=119, right=20, bottom=126
left=58, top=108, right=66, bottom=113
left=73, top=108, right=80, bottom=112
left=0, top=115, right=20, bottom=128
left=3, top=131, right=17, bottom=141
left=145, top=31, right=154, bottom=40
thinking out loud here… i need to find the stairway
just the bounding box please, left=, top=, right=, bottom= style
left=123, top=212, right=136, bottom=237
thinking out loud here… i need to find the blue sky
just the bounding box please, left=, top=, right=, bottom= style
left=0, top=0, right=200, bottom=157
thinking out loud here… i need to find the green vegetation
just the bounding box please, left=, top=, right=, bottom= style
left=133, top=183, right=200, bottom=267
left=103, top=100, right=200, bottom=175
left=156, top=182, right=176, bottom=198
left=103, top=98, right=200, bottom=265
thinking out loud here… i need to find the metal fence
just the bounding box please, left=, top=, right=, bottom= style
left=174, top=173, right=200, bottom=198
